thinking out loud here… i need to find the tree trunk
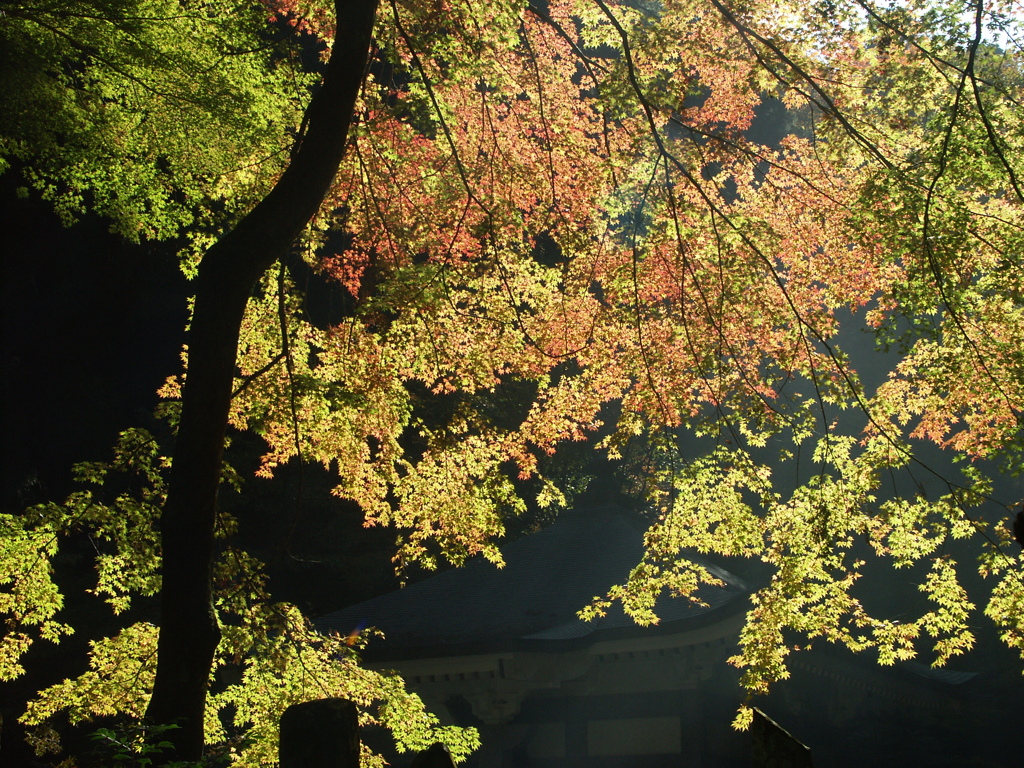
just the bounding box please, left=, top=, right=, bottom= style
left=144, top=1, right=379, bottom=760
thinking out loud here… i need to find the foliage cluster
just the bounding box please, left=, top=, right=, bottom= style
left=4, top=430, right=479, bottom=764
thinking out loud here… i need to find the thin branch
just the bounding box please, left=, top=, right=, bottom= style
left=706, top=0, right=896, bottom=171
left=964, top=2, right=1024, bottom=202
left=231, top=352, right=286, bottom=399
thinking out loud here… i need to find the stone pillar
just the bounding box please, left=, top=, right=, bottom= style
left=564, top=697, right=588, bottom=768
left=476, top=724, right=507, bottom=768
left=279, top=698, right=359, bottom=768
left=679, top=690, right=704, bottom=768
left=464, top=688, right=526, bottom=768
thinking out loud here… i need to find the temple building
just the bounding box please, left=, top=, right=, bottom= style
left=318, top=506, right=750, bottom=766
left=316, top=506, right=1016, bottom=767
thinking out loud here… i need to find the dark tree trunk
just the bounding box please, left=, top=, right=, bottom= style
left=144, top=1, right=379, bottom=760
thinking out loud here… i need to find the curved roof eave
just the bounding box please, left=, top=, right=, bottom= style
left=315, top=505, right=748, bottom=659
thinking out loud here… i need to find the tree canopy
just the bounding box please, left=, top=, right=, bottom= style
left=1, top=0, right=1022, bottom=764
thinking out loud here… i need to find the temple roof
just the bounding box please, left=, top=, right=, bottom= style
left=315, top=505, right=746, bottom=658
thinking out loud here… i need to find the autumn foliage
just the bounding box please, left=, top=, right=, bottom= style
left=2, top=0, right=1023, bottom=763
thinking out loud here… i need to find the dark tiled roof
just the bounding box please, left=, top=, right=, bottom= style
left=897, top=660, right=978, bottom=685
left=315, top=506, right=745, bottom=656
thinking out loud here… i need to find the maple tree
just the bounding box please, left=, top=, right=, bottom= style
left=1, top=0, right=1023, bottom=764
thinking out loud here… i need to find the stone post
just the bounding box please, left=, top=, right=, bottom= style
left=279, top=698, right=359, bottom=768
